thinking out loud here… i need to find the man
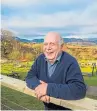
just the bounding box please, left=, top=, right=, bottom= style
left=26, top=32, right=86, bottom=110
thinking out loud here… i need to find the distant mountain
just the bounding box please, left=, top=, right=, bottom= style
left=15, top=36, right=97, bottom=44
left=15, top=37, right=31, bottom=43
left=86, top=38, right=97, bottom=44
left=32, top=39, right=44, bottom=43
left=63, top=38, right=84, bottom=43
left=15, top=37, right=84, bottom=43
left=15, top=37, right=44, bottom=43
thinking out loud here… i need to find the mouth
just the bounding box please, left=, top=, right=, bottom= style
left=46, top=52, right=54, bottom=55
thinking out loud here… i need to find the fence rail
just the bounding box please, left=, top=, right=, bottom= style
left=1, top=75, right=97, bottom=110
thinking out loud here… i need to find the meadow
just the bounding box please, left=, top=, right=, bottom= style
left=1, top=60, right=97, bottom=110
left=1, top=61, right=33, bottom=80
left=1, top=60, right=97, bottom=86
left=1, top=86, right=44, bottom=110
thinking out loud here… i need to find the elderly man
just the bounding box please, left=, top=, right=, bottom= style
left=26, top=32, right=86, bottom=110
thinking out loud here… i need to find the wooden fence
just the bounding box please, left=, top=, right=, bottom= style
left=1, top=75, right=97, bottom=110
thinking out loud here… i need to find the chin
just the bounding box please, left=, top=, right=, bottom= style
left=47, top=56, right=55, bottom=60
left=45, top=53, right=55, bottom=60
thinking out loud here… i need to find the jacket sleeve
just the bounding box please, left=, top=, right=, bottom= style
left=25, top=58, right=40, bottom=89
left=47, top=59, right=86, bottom=100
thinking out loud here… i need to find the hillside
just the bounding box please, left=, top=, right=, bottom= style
left=15, top=37, right=97, bottom=45
left=64, top=45, right=97, bottom=60
left=1, top=29, right=97, bottom=62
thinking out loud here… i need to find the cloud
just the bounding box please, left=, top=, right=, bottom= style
left=1, top=0, right=97, bottom=38
left=1, top=0, right=91, bottom=8
left=80, top=26, right=97, bottom=35
left=2, top=6, right=97, bottom=28
left=1, top=0, right=38, bottom=7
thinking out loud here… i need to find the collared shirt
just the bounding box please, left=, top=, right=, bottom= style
left=46, top=52, right=62, bottom=77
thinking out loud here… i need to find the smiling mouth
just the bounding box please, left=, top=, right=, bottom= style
left=46, top=52, right=54, bottom=55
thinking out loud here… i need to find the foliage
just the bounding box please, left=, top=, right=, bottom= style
left=1, top=37, right=13, bottom=58
left=1, top=29, right=97, bottom=61
left=1, top=29, right=43, bottom=61
left=25, top=53, right=36, bottom=61
left=7, top=50, right=20, bottom=60
left=1, top=29, right=14, bottom=38
left=1, top=61, right=97, bottom=86
left=1, top=61, right=33, bottom=80
left=1, top=29, right=20, bottom=59
left=65, top=45, right=97, bottom=60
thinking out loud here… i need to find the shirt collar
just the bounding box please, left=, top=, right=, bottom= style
left=56, top=52, right=62, bottom=62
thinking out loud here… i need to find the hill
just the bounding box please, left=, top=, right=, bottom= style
left=15, top=37, right=31, bottom=43
left=15, top=37, right=97, bottom=45
left=1, top=29, right=97, bottom=61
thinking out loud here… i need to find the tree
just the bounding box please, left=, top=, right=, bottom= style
left=1, top=29, right=20, bottom=59
left=25, top=52, right=36, bottom=61
left=7, top=50, right=20, bottom=60
left=1, top=29, right=14, bottom=58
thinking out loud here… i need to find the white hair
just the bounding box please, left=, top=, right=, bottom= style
left=59, top=36, right=64, bottom=46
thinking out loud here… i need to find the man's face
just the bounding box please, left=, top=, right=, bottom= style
left=43, top=34, right=62, bottom=63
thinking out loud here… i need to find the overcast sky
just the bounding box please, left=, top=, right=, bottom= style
left=1, top=0, right=97, bottom=39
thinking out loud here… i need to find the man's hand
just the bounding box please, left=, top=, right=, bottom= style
left=40, top=95, right=50, bottom=103
left=35, top=80, right=48, bottom=99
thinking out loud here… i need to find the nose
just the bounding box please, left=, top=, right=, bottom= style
left=47, top=44, right=51, bottom=50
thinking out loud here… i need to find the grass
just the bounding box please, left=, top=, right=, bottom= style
left=84, top=75, right=97, bottom=86
left=87, top=95, right=97, bottom=100
left=1, top=61, right=33, bottom=80
left=1, top=85, right=44, bottom=110
left=1, top=61, right=97, bottom=110
left=1, top=85, right=97, bottom=110
left=1, top=61, right=97, bottom=86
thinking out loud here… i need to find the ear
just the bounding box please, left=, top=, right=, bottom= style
left=61, top=44, right=64, bottom=49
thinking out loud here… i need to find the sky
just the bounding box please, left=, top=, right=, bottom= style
left=1, top=0, right=97, bottom=40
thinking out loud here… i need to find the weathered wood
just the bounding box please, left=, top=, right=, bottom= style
left=1, top=75, right=97, bottom=110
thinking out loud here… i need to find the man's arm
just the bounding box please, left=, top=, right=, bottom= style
left=35, top=59, right=86, bottom=100
left=47, top=60, right=86, bottom=100
left=26, top=58, right=50, bottom=103
left=25, top=59, right=40, bottom=89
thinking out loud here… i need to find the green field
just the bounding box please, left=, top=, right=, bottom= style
left=1, top=61, right=97, bottom=86
left=1, top=61, right=97, bottom=110
left=1, top=84, right=97, bottom=110
left=1, top=86, right=44, bottom=110
left=84, top=75, right=97, bottom=86
left=1, top=61, right=33, bottom=80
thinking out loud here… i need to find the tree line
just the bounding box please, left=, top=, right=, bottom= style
left=1, top=29, right=42, bottom=62
left=1, top=29, right=97, bottom=62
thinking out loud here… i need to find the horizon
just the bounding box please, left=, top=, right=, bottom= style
left=16, top=35, right=97, bottom=41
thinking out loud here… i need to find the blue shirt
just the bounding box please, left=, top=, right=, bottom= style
left=47, top=52, right=62, bottom=77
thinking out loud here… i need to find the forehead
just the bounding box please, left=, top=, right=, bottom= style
left=44, top=33, right=60, bottom=43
